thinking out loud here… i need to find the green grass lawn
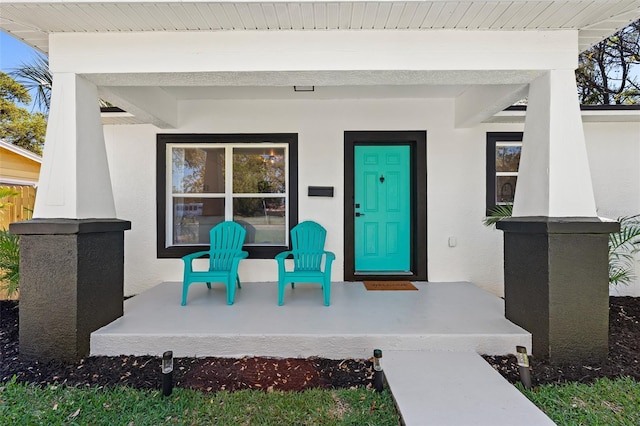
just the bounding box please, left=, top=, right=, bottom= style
left=0, top=378, right=400, bottom=425
left=4, top=373, right=640, bottom=425
left=520, top=377, right=640, bottom=425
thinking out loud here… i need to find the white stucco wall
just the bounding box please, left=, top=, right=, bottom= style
left=585, top=122, right=640, bottom=297
left=103, top=100, right=640, bottom=298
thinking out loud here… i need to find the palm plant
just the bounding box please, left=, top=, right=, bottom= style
left=609, top=214, right=640, bottom=285
left=482, top=203, right=513, bottom=227
left=484, top=206, right=640, bottom=285
left=10, top=53, right=52, bottom=113
left=0, top=187, right=20, bottom=209
left=11, top=53, right=114, bottom=115
left=0, top=229, right=20, bottom=297
left=0, top=187, right=21, bottom=297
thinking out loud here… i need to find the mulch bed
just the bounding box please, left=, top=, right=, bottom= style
left=0, top=299, right=373, bottom=392
left=1, top=297, right=639, bottom=391
left=483, top=296, right=640, bottom=385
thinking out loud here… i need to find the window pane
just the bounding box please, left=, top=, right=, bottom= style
left=233, top=148, right=285, bottom=194
left=233, top=198, right=286, bottom=245
left=496, top=176, right=517, bottom=203
left=172, top=148, right=225, bottom=193
left=173, top=197, right=225, bottom=244
left=496, top=145, right=521, bottom=172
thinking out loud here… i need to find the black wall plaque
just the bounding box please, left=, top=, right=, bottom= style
left=308, top=186, right=334, bottom=197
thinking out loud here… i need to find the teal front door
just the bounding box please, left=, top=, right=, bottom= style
left=354, top=145, right=411, bottom=272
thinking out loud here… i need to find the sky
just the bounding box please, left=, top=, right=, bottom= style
left=0, top=31, right=44, bottom=111
left=0, top=31, right=42, bottom=74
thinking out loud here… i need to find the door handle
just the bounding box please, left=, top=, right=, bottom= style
left=355, top=212, right=365, bottom=217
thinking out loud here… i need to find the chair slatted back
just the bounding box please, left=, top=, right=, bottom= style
left=208, top=221, right=247, bottom=271
left=291, top=221, right=327, bottom=271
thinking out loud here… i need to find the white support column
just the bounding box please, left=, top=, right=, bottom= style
left=34, top=73, right=116, bottom=219
left=512, top=70, right=597, bottom=218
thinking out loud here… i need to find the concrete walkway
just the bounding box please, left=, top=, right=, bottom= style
left=384, top=351, right=555, bottom=425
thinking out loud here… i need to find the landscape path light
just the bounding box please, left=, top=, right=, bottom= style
left=373, top=349, right=384, bottom=392
left=162, top=350, right=173, bottom=396
left=516, top=346, right=532, bottom=390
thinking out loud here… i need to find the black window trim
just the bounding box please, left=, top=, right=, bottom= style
left=157, top=133, right=299, bottom=259
left=486, top=132, right=523, bottom=214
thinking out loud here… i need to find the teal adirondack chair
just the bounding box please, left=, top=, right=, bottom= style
left=181, top=221, right=248, bottom=306
left=275, top=221, right=336, bottom=306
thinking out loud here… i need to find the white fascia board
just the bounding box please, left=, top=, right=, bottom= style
left=581, top=109, right=640, bottom=122
left=0, top=178, right=38, bottom=186
left=49, top=30, right=578, bottom=76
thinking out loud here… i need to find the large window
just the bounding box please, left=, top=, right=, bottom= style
left=486, top=132, right=522, bottom=213
left=157, top=134, right=298, bottom=258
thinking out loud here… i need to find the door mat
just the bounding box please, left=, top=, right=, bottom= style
left=363, top=281, right=418, bottom=291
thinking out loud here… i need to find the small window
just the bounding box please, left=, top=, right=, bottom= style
left=486, top=132, right=523, bottom=213
left=157, top=134, right=298, bottom=258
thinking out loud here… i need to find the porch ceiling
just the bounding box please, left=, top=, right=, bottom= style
left=2, top=0, right=640, bottom=54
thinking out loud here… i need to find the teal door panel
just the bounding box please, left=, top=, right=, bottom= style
left=355, top=145, right=410, bottom=272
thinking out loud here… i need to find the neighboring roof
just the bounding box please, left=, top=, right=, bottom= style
left=2, top=0, right=639, bottom=54
left=0, top=140, right=42, bottom=164
left=0, top=140, right=41, bottom=186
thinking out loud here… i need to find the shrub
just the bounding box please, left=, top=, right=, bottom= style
left=0, top=229, right=20, bottom=297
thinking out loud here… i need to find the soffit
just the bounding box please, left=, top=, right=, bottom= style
left=2, top=1, right=640, bottom=54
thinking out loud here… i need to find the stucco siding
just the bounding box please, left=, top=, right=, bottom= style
left=585, top=122, right=640, bottom=297
left=104, top=100, right=639, bottom=297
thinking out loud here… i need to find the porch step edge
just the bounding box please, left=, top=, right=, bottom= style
left=91, top=333, right=530, bottom=358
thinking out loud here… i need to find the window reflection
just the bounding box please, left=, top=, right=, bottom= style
left=496, top=145, right=521, bottom=173
left=172, top=148, right=225, bottom=194
left=233, top=148, right=285, bottom=194
left=233, top=198, right=286, bottom=245
left=169, top=143, right=289, bottom=247
left=173, top=197, right=225, bottom=245
left=496, top=176, right=517, bottom=203
left=495, top=142, right=521, bottom=204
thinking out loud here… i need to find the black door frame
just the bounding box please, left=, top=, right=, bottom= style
left=344, top=131, right=427, bottom=281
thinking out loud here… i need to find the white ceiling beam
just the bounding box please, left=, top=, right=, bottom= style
left=85, top=70, right=544, bottom=88
left=99, top=86, right=178, bottom=129
left=50, top=30, right=578, bottom=75
left=454, top=84, right=529, bottom=128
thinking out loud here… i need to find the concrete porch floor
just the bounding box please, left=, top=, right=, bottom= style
left=91, top=281, right=552, bottom=425
left=91, top=281, right=530, bottom=358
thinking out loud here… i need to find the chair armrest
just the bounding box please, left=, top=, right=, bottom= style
left=182, top=251, right=211, bottom=263
left=275, top=251, right=294, bottom=274
left=324, top=251, right=336, bottom=270
left=235, top=251, right=249, bottom=262
left=229, top=251, right=249, bottom=270
left=182, top=251, right=210, bottom=274
left=275, top=251, right=293, bottom=263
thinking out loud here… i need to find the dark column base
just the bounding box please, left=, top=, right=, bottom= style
left=497, top=217, right=618, bottom=364
left=10, top=219, right=131, bottom=363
